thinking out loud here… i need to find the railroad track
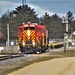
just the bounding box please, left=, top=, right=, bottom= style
left=0, top=53, right=24, bottom=61
left=0, top=47, right=63, bottom=61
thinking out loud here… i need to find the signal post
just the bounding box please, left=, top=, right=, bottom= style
left=62, top=16, right=69, bottom=52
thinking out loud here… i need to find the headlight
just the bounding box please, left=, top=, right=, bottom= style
left=18, top=46, right=20, bottom=50
left=32, top=41, right=35, bottom=47
left=22, top=41, right=25, bottom=46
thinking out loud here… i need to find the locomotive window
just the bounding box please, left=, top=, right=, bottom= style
left=24, top=27, right=28, bottom=30
left=30, top=27, right=34, bottom=30
left=20, top=28, right=22, bottom=32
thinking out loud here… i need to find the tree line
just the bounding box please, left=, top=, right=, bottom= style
left=0, top=5, right=75, bottom=42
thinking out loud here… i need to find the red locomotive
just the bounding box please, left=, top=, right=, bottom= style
left=18, top=22, right=49, bottom=53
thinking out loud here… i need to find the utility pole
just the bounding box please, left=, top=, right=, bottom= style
left=22, top=0, right=26, bottom=5
left=7, top=24, right=9, bottom=47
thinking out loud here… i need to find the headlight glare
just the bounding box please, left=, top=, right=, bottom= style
left=22, top=41, right=25, bottom=46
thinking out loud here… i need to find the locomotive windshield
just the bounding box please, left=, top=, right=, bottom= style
left=24, top=27, right=34, bottom=30
left=30, top=27, right=34, bottom=30
left=24, top=27, right=28, bottom=30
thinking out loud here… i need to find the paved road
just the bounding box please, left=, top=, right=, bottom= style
left=7, top=57, right=75, bottom=75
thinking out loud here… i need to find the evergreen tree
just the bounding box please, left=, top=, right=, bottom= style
left=42, top=13, right=64, bottom=38
left=13, top=5, right=39, bottom=23
left=42, top=12, right=51, bottom=37
left=0, top=4, right=75, bottom=41
left=0, top=5, right=39, bottom=40
left=51, top=14, right=64, bottom=38
left=0, top=10, right=11, bottom=40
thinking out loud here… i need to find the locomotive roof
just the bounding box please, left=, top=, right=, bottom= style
left=18, top=22, right=46, bottom=29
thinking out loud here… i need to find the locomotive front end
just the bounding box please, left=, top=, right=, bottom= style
left=18, top=23, right=37, bottom=53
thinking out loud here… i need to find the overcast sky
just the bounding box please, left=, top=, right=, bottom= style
left=0, top=0, right=75, bottom=18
